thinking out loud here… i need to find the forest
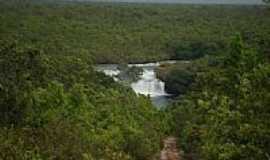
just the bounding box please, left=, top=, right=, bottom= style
left=1, top=0, right=270, bottom=63
left=0, top=0, right=269, bottom=160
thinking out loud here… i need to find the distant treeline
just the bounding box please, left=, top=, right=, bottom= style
left=0, top=1, right=269, bottom=159
left=0, top=1, right=269, bottom=63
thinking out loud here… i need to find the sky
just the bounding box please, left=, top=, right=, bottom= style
left=71, top=0, right=264, bottom=4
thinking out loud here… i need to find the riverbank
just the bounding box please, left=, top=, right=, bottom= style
left=95, top=61, right=177, bottom=107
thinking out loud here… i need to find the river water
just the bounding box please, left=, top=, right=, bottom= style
left=95, top=61, right=176, bottom=107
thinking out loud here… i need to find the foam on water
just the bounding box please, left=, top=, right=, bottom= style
left=95, top=61, right=176, bottom=106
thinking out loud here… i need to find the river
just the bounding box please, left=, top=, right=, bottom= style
left=95, top=61, right=176, bottom=107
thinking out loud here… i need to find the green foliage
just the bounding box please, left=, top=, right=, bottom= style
left=156, top=59, right=209, bottom=95
left=167, top=37, right=270, bottom=160
left=117, top=65, right=143, bottom=83
left=0, top=1, right=270, bottom=159
left=172, top=41, right=221, bottom=60
left=0, top=1, right=269, bottom=63
left=0, top=44, right=165, bottom=159
left=0, top=42, right=48, bottom=125
left=161, top=67, right=195, bottom=95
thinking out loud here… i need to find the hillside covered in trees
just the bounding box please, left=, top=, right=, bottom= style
left=164, top=36, right=270, bottom=159
left=0, top=0, right=270, bottom=63
left=0, top=0, right=269, bottom=160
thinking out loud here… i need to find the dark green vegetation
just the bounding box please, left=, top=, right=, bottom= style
left=0, top=41, right=168, bottom=159
left=156, top=56, right=220, bottom=95
left=0, top=0, right=270, bottom=159
left=157, top=62, right=197, bottom=95
left=117, top=65, right=143, bottom=83
left=166, top=36, right=270, bottom=159
left=0, top=0, right=270, bottom=63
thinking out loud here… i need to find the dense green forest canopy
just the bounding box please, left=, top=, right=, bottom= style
left=0, top=0, right=269, bottom=63
left=0, top=0, right=269, bottom=160
left=0, top=40, right=169, bottom=159
left=0, top=2, right=170, bottom=159
left=165, top=36, right=270, bottom=160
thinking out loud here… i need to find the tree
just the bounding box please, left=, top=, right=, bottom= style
left=167, top=36, right=270, bottom=160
